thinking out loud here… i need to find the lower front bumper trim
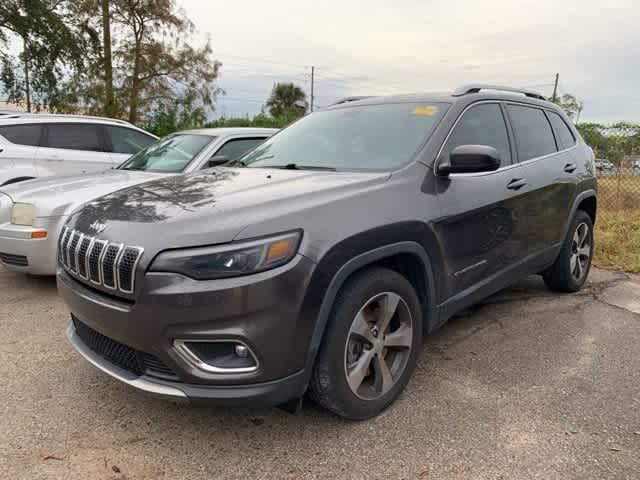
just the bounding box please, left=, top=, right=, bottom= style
left=66, top=320, right=308, bottom=406
left=66, top=322, right=187, bottom=399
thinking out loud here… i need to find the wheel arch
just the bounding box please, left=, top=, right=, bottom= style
left=1, top=176, right=35, bottom=186
left=301, top=240, right=439, bottom=388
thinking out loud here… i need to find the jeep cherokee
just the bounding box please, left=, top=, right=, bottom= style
left=57, top=84, right=597, bottom=419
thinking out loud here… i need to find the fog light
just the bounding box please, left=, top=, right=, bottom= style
left=235, top=344, right=249, bottom=358
left=173, top=340, right=259, bottom=373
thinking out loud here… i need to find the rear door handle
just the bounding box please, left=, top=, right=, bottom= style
left=564, top=163, right=577, bottom=173
left=507, top=178, right=527, bottom=190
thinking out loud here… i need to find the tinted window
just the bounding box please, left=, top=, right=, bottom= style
left=547, top=111, right=576, bottom=150
left=243, top=102, right=446, bottom=170
left=212, top=138, right=267, bottom=162
left=118, top=134, right=213, bottom=173
left=441, top=103, right=511, bottom=167
left=0, top=124, right=43, bottom=146
left=506, top=105, right=557, bottom=161
left=46, top=124, right=102, bottom=151
left=106, top=126, right=155, bottom=154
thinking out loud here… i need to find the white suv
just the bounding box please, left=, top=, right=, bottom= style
left=0, top=114, right=157, bottom=186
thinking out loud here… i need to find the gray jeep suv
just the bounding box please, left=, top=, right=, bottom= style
left=58, top=85, right=597, bottom=419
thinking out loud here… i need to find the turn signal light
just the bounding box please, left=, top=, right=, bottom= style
left=31, top=230, right=47, bottom=239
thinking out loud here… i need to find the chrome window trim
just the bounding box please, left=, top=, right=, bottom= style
left=116, top=246, right=144, bottom=294
left=173, top=339, right=259, bottom=374
left=433, top=99, right=579, bottom=178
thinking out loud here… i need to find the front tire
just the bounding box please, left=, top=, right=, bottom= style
left=543, top=210, right=594, bottom=292
left=309, top=267, right=423, bottom=420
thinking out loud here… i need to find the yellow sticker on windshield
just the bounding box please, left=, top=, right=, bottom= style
left=412, top=106, right=438, bottom=116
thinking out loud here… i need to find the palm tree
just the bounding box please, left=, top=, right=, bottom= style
left=266, top=82, right=307, bottom=117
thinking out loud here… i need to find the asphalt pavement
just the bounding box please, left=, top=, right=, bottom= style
left=1, top=267, right=639, bottom=479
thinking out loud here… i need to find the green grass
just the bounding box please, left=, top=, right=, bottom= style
left=593, top=175, right=640, bottom=273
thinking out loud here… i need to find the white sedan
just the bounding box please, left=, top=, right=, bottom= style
left=0, top=127, right=276, bottom=274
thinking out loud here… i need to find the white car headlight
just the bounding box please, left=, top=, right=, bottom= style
left=11, top=203, right=36, bottom=226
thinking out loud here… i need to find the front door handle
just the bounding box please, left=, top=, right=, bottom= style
left=507, top=178, right=527, bottom=190
left=564, top=163, right=577, bottom=173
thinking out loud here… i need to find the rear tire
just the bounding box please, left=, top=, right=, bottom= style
left=543, top=210, right=593, bottom=292
left=309, top=267, right=422, bottom=420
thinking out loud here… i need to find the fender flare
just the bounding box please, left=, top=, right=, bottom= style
left=301, top=241, right=438, bottom=384
left=562, top=189, right=596, bottom=240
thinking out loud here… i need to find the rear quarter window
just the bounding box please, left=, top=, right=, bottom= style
left=0, top=124, right=43, bottom=146
left=547, top=111, right=576, bottom=150
left=506, top=104, right=557, bottom=161
left=105, top=126, right=156, bottom=154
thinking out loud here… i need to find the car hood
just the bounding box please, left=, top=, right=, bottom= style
left=0, top=170, right=166, bottom=217
left=68, top=167, right=388, bottom=252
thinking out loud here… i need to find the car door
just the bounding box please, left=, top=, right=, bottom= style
left=433, top=102, right=532, bottom=298
left=36, top=123, right=113, bottom=177
left=0, top=124, right=43, bottom=182
left=505, top=104, right=572, bottom=271
left=104, top=125, right=157, bottom=166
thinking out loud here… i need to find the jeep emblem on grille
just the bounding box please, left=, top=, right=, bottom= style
left=89, top=221, right=107, bottom=234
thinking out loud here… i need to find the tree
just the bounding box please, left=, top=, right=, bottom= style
left=266, top=82, right=307, bottom=118
left=109, top=0, right=221, bottom=122
left=550, top=93, right=584, bottom=122
left=0, top=0, right=86, bottom=112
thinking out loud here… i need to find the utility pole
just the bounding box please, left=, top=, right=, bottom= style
left=551, top=73, right=559, bottom=103
left=310, top=66, right=315, bottom=112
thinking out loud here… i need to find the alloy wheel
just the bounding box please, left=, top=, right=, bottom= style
left=343, top=292, right=413, bottom=400
left=570, top=222, right=591, bottom=281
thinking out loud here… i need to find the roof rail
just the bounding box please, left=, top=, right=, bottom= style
left=329, top=96, right=375, bottom=106
left=452, top=84, right=547, bottom=101
left=0, top=113, right=132, bottom=125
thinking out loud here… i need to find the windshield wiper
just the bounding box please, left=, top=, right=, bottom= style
left=260, top=163, right=337, bottom=171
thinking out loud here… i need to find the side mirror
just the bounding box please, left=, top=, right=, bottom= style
left=437, top=145, right=501, bottom=175
left=207, top=155, right=229, bottom=167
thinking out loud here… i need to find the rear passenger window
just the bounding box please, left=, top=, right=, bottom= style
left=442, top=103, right=511, bottom=167
left=0, top=124, right=43, bottom=146
left=547, top=111, right=576, bottom=150
left=106, top=126, right=155, bottom=154
left=45, top=124, right=102, bottom=151
left=506, top=105, right=557, bottom=161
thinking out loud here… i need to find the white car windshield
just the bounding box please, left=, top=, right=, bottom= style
left=119, top=134, right=214, bottom=173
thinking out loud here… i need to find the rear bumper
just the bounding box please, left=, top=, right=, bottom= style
left=66, top=320, right=307, bottom=405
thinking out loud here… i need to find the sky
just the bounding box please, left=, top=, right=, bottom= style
left=180, top=0, right=640, bottom=123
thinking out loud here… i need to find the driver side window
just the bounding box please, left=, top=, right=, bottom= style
left=442, top=103, right=512, bottom=167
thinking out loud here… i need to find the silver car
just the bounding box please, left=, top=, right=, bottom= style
left=0, top=128, right=276, bottom=274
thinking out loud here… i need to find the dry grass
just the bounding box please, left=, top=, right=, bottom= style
left=594, top=175, right=640, bottom=273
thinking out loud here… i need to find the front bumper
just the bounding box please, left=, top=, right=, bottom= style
left=0, top=224, right=59, bottom=275
left=58, top=253, right=318, bottom=404
left=66, top=321, right=307, bottom=405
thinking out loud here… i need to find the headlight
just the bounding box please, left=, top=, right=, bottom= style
left=11, top=203, right=36, bottom=226
left=150, top=231, right=302, bottom=280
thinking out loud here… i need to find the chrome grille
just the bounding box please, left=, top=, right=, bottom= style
left=59, top=227, right=143, bottom=295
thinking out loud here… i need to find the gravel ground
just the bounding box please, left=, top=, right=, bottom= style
left=1, top=267, right=639, bottom=479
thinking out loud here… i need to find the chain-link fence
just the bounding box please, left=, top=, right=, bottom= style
left=594, top=168, right=640, bottom=272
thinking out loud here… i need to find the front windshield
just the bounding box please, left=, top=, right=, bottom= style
left=118, top=134, right=214, bottom=173
left=242, top=102, right=447, bottom=170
